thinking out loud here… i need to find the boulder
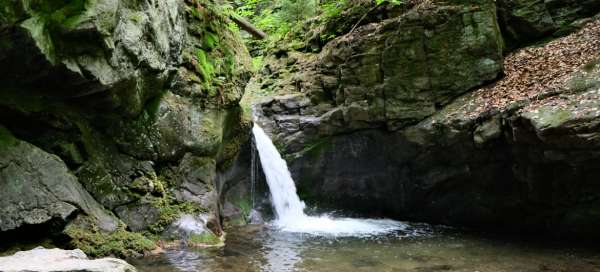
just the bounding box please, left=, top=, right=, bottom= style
left=0, top=247, right=136, bottom=272
left=497, top=0, right=600, bottom=47
left=0, top=127, right=117, bottom=232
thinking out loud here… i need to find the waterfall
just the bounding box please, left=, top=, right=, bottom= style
left=250, top=137, right=257, bottom=209
left=252, top=124, right=408, bottom=237
left=252, top=124, right=307, bottom=224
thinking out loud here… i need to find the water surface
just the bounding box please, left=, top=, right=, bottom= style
left=130, top=224, right=600, bottom=272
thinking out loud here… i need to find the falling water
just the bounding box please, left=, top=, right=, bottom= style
left=252, top=124, right=407, bottom=237
left=250, top=138, right=257, bottom=209
left=252, top=124, right=307, bottom=222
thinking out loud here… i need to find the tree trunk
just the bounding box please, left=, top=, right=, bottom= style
left=231, top=15, right=268, bottom=40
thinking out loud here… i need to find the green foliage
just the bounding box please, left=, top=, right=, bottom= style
left=321, top=0, right=348, bottom=19
left=203, top=31, right=219, bottom=49
left=234, top=0, right=404, bottom=51
left=237, top=198, right=252, bottom=221
left=279, top=0, right=318, bottom=26
left=252, top=56, right=264, bottom=71
left=195, top=48, right=215, bottom=84
left=185, top=0, right=250, bottom=104
left=234, top=0, right=318, bottom=46
left=375, top=0, right=402, bottom=5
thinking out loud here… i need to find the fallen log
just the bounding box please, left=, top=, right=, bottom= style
left=231, top=15, right=268, bottom=39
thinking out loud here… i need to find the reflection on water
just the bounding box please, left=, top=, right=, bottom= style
left=130, top=224, right=600, bottom=272
left=261, top=231, right=304, bottom=272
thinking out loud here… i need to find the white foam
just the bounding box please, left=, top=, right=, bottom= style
left=253, top=124, right=407, bottom=237
left=273, top=215, right=407, bottom=237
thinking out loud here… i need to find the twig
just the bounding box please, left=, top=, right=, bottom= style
left=348, top=5, right=378, bottom=35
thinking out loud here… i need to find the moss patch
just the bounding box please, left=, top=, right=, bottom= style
left=146, top=199, right=203, bottom=235
left=64, top=222, right=156, bottom=258
left=289, top=136, right=333, bottom=161
left=187, top=232, right=222, bottom=246
left=0, top=126, right=18, bottom=149
left=536, top=106, right=573, bottom=129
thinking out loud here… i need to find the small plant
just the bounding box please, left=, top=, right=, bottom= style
left=375, top=0, right=403, bottom=5
left=238, top=198, right=253, bottom=221
left=195, top=48, right=215, bottom=83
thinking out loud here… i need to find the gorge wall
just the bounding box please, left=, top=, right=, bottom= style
left=251, top=0, right=600, bottom=239
left=0, top=0, right=252, bottom=256
left=2, top=0, right=600, bottom=258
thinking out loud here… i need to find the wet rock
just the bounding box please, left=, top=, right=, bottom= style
left=250, top=2, right=600, bottom=238
left=172, top=154, right=217, bottom=208
left=114, top=196, right=161, bottom=232
left=248, top=210, right=264, bottom=225
left=77, top=153, right=158, bottom=210
left=162, top=214, right=222, bottom=247
left=0, top=127, right=117, bottom=232
left=497, top=0, right=600, bottom=47
left=473, top=116, right=503, bottom=145
left=0, top=247, right=136, bottom=272
left=276, top=94, right=312, bottom=110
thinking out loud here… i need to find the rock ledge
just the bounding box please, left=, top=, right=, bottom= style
left=0, top=247, right=136, bottom=272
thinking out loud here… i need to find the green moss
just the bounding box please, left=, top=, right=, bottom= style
left=188, top=232, right=221, bottom=246
left=0, top=0, right=26, bottom=25
left=536, top=106, right=573, bottom=129
left=252, top=56, right=263, bottom=72
left=21, top=16, right=56, bottom=63
left=146, top=199, right=203, bottom=235
left=0, top=239, right=56, bottom=257
left=236, top=197, right=252, bottom=223
left=0, top=126, right=18, bottom=149
left=47, top=0, right=87, bottom=28
left=183, top=0, right=251, bottom=107
left=144, top=91, right=165, bottom=119
left=582, top=58, right=600, bottom=73
left=65, top=222, right=156, bottom=258
left=298, top=137, right=333, bottom=160
left=129, top=12, right=144, bottom=24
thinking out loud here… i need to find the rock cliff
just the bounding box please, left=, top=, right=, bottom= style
left=251, top=0, right=600, bottom=238
left=0, top=0, right=252, bottom=256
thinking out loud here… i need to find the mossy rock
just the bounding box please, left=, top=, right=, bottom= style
left=64, top=217, right=156, bottom=258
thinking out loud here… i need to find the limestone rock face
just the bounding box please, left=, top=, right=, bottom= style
left=250, top=0, right=600, bottom=238
left=253, top=0, right=505, bottom=149
left=320, top=0, right=503, bottom=129
left=0, top=0, right=252, bottom=256
left=0, top=127, right=118, bottom=232
left=0, top=247, right=136, bottom=272
left=0, top=0, right=184, bottom=114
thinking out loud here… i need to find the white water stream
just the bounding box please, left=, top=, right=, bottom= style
left=252, top=124, right=407, bottom=237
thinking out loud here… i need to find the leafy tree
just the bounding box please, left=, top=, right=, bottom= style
left=279, top=0, right=318, bottom=26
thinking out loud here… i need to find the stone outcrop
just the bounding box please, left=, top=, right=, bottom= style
left=497, top=0, right=600, bottom=48
left=0, top=247, right=136, bottom=272
left=251, top=0, right=600, bottom=238
left=0, top=127, right=117, bottom=232
left=0, top=0, right=252, bottom=256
